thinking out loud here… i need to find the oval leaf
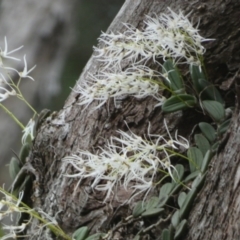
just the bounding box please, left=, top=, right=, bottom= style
left=163, top=60, right=184, bottom=92
left=159, top=182, right=175, bottom=199
left=178, top=192, right=187, bottom=208
left=9, top=157, right=21, bottom=180
left=132, top=201, right=146, bottom=218
left=162, top=229, right=171, bottom=240
left=202, top=100, right=225, bottom=123
left=190, top=65, right=206, bottom=93
left=172, top=164, right=185, bottom=182
left=184, top=170, right=200, bottom=183
left=218, top=118, right=231, bottom=135
left=142, top=207, right=164, bottom=217
left=179, top=189, right=197, bottom=219
left=146, top=196, right=160, bottom=209
left=187, top=147, right=203, bottom=172
left=198, top=78, right=224, bottom=104
left=199, top=122, right=216, bottom=143
left=194, top=134, right=211, bottom=156
left=174, top=219, right=188, bottom=239
left=171, top=210, right=180, bottom=228
left=162, top=94, right=197, bottom=113
left=72, top=227, right=89, bottom=240
left=85, top=233, right=106, bottom=240
left=201, top=150, right=213, bottom=172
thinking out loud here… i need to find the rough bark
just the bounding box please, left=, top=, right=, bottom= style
left=27, top=0, right=240, bottom=239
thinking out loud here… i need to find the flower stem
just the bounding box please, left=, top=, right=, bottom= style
left=0, top=103, right=25, bottom=130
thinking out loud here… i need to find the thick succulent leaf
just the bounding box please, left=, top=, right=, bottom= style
left=72, top=227, right=89, bottom=240
left=198, top=78, right=224, bottom=104
left=171, top=210, right=180, bottom=228
left=162, top=94, right=197, bottom=113
left=194, top=134, right=211, bottom=156
left=162, top=229, right=172, bottom=240
left=218, top=118, right=231, bottom=135
left=142, top=207, right=164, bottom=217
left=179, top=189, right=198, bottom=219
left=145, top=196, right=160, bottom=209
left=132, top=201, right=146, bottom=217
left=178, top=192, right=187, bottom=208
left=190, top=65, right=206, bottom=93
left=201, top=150, right=213, bottom=172
left=159, top=182, right=175, bottom=198
left=199, top=122, right=216, bottom=143
left=187, top=147, right=203, bottom=172
left=202, top=100, right=225, bottom=123
left=184, top=171, right=200, bottom=182
left=172, top=164, right=185, bottom=182
left=9, top=157, right=21, bottom=180
left=174, top=219, right=188, bottom=239
left=163, top=60, right=184, bottom=92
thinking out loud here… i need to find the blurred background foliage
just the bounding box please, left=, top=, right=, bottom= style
left=54, top=0, right=125, bottom=109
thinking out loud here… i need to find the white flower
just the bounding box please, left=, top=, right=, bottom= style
left=0, top=88, right=16, bottom=102
left=5, top=55, right=36, bottom=81
left=63, top=121, right=189, bottom=202
left=18, top=55, right=36, bottom=80
left=77, top=65, right=165, bottom=110
left=0, top=36, right=23, bottom=62
left=21, top=118, right=35, bottom=144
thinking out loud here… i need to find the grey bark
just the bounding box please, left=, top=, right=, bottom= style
left=0, top=0, right=76, bottom=179
left=27, top=0, right=240, bottom=239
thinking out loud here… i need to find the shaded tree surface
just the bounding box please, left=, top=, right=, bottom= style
left=25, top=0, right=240, bottom=239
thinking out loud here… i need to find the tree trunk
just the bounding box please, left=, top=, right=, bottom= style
left=25, top=0, right=240, bottom=239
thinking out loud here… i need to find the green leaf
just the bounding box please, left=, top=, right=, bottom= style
left=9, top=157, right=21, bottom=180
left=202, top=100, right=225, bottom=123
left=187, top=147, right=203, bottom=172
left=142, top=207, right=164, bottom=217
left=191, top=173, right=206, bottom=189
left=162, top=229, right=172, bottom=240
left=178, top=192, right=187, bottom=208
left=198, top=78, right=224, bottom=104
left=218, top=118, right=231, bottom=135
left=174, top=219, right=188, bottom=239
left=145, top=196, right=159, bottom=209
left=159, top=182, right=175, bottom=199
left=199, top=122, right=216, bottom=143
left=184, top=171, right=200, bottom=182
left=190, top=65, right=206, bottom=93
left=162, top=94, right=197, bottom=113
left=133, top=235, right=141, bottom=240
left=172, top=164, right=185, bottom=182
left=19, top=143, right=31, bottom=164
left=179, top=189, right=198, bottom=219
left=85, top=233, right=106, bottom=240
left=171, top=210, right=180, bottom=228
left=194, top=134, right=211, bottom=156
left=132, top=201, right=146, bottom=218
left=201, top=150, right=213, bottom=172
left=163, top=60, right=185, bottom=92
left=72, top=227, right=89, bottom=240
left=211, top=141, right=220, bottom=153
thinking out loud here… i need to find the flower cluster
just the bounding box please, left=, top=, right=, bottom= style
left=0, top=37, right=36, bottom=103
left=63, top=120, right=189, bottom=202
left=77, top=8, right=211, bottom=110
left=0, top=36, right=38, bottom=139
left=0, top=190, right=29, bottom=239
left=76, top=65, right=165, bottom=110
